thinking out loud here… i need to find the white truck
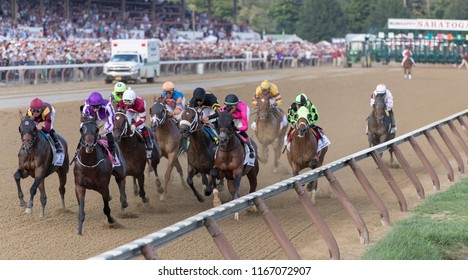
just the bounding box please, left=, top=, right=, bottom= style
left=103, top=39, right=160, bottom=84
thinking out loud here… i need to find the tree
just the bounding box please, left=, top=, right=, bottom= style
left=341, top=0, right=374, bottom=33
left=368, top=0, right=411, bottom=31
left=296, top=0, right=347, bottom=42
left=444, top=0, right=468, bottom=19
left=269, top=0, right=300, bottom=34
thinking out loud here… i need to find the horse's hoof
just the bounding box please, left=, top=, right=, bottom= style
left=156, top=185, right=164, bottom=194
left=273, top=168, right=278, bottom=174
left=19, top=200, right=26, bottom=208
left=234, top=212, right=239, bottom=221
left=159, top=194, right=167, bottom=201
left=109, top=195, right=113, bottom=202
left=122, top=201, right=129, bottom=209
left=212, top=189, right=221, bottom=207
left=197, top=195, right=205, bottom=203
left=142, top=197, right=149, bottom=204
left=155, top=179, right=162, bottom=188
left=24, top=208, right=32, bottom=214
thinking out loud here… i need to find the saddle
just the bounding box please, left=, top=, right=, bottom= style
left=41, top=131, right=64, bottom=166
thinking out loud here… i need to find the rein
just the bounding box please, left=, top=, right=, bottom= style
left=180, top=107, right=202, bottom=133
left=115, top=111, right=135, bottom=139
left=150, top=106, right=167, bottom=128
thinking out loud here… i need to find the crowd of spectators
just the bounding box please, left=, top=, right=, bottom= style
left=0, top=0, right=345, bottom=67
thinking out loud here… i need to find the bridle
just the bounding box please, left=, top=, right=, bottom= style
left=150, top=103, right=167, bottom=129
left=295, top=117, right=309, bottom=138
left=114, top=111, right=135, bottom=140
left=19, top=119, right=38, bottom=154
left=179, top=107, right=202, bottom=134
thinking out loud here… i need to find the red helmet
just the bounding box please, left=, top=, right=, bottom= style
left=30, top=98, right=43, bottom=110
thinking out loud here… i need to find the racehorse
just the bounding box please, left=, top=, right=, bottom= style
left=113, top=109, right=160, bottom=202
left=149, top=101, right=187, bottom=200
left=213, top=111, right=259, bottom=217
left=179, top=107, right=221, bottom=206
left=253, top=91, right=288, bottom=172
left=14, top=112, right=69, bottom=217
left=403, top=56, right=413, bottom=79
left=286, top=107, right=328, bottom=203
left=367, top=93, right=395, bottom=163
left=74, top=115, right=128, bottom=235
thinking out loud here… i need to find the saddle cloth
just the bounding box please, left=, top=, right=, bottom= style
left=42, top=131, right=64, bottom=166
left=97, top=139, right=120, bottom=166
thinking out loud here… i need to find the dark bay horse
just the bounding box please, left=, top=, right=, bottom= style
left=367, top=94, right=395, bottom=163
left=74, top=115, right=127, bottom=235
left=149, top=101, right=187, bottom=199
left=253, top=91, right=288, bottom=172
left=179, top=107, right=220, bottom=206
left=14, top=112, right=69, bottom=217
left=113, top=109, right=161, bottom=202
left=403, top=56, right=413, bottom=79
left=286, top=107, right=328, bottom=203
left=214, top=111, right=259, bottom=218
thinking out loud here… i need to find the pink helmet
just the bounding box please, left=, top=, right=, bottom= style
left=87, top=92, right=104, bottom=106
left=30, top=98, right=43, bottom=110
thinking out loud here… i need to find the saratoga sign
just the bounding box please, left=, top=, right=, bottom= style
left=388, top=18, right=468, bottom=31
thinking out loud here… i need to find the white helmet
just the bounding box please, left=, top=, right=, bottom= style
left=122, top=87, right=136, bottom=105
left=375, top=83, right=387, bottom=94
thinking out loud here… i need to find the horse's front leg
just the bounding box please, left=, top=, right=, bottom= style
left=75, top=185, right=86, bottom=236
left=38, top=181, right=47, bottom=218
left=25, top=177, right=44, bottom=214
left=186, top=167, right=204, bottom=202
left=13, top=169, right=27, bottom=207
left=115, top=176, right=130, bottom=209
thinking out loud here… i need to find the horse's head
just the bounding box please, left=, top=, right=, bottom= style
left=256, top=91, right=274, bottom=120
left=18, top=114, right=38, bottom=154
left=179, top=107, right=199, bottom=138
left=80, top=115, right=99, bottom=153
left=295, top=106, right=311, bottom=138
left=113, top=108, right=130, bottom=142
left=373, top=94, right=387, bottom=122
left=149, top=101, right=167, bottom=130
left=217, top=111, right=236, bottom=146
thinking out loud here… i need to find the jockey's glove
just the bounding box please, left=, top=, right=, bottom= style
left=130, top=124, right=136, bottom=132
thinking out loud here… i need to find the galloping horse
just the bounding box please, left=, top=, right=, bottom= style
left=367, top=93, right=395, bottom=163
left=15, top=112, right=69, bottom=217
left=149, top=101, right=187, bottom=199
left=213, top=111, right=259, bottom=213
left=253, top=91, right=287, bottom=172
left=179, top=107, right=219, bottom=205
left=403, top=56, right=413, bottom=79
left=286, top=107, right=328, bottom=203
left=113, top=108, right=160, bottom=202
left=74, top=115, right=127, bottom=235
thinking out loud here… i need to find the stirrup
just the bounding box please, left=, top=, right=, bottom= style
left=112, top=156, right=121, bottom=167
left=146, top=149, right=152, bottom=159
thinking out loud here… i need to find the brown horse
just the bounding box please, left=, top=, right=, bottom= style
left=149, top=101, right=188, bottom=199
left=179, top=107, right=220, bottom=205
left=113, top=109, right=161, bottom=202
left=15, top=112, right=69, bottom=217
left=74, top=115, right=127, bottom=235
left=253, top=91, right=288, bottom=172
left=367, top=93, right=395, bottom=163
left=213, top=111, right=259, bottom=216
left=403, top=56, right=413, bottom=79
left=286, top=107, right=328, bottom=203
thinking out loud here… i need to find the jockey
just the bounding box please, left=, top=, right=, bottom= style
left=401, top=46, right=415, bottom=66
left=222, top=94, right=255, bottom=159
left=251, top=79, right=284, bottom=131
left=109, top=82, right=127, bottom=108
left=285, top=93, right=319, bottom=146
left=27, top=98, right=63, bottom=154
left=188, top=87, right=220, bottom=144
left=371, top=83, right=397, bottom=133
left=287, top=93, right=319, bottom=126
left=158, top=81, right=186, bottom=121
left=118, top=88, right=153, bottom=159
left=81, top=91, right=119, bottom=165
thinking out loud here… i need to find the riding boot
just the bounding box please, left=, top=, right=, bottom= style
left=142, top=128, right=153, bottom=159
left=106, top=132, right=116, bottom=158
left=388, top=110, right=397, bottom=133
left=246, top=139, right=255, bottom=159
left=49, top=129, right=64, bottom=153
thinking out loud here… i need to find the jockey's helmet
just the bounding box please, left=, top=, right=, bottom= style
left=193, top=87, right=206, bottom=102
left=224, top=94, right=239, bottom=105
left=375, top=84, right=387, bottom=94
left=260, top=80, right=271, bottom=90
left=30, top=98, right=44, bottom=110
left=294, top=93, right=308, bottom=107
left=87, top=92, right=104, bottom=106
left=122, top=88, right=137, bottom=105
left=162, top=81, right=175, bottom=91
left=113, top=82, right=127, bottom=94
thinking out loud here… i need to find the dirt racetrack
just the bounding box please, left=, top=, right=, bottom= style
left=0, top=63, right=466, bottom=260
